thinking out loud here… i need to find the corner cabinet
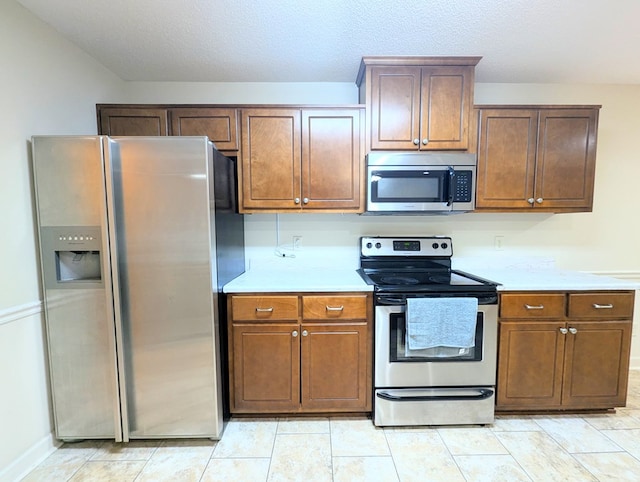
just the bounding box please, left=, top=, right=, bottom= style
left=98, top=106, right=169, bottom=136
left=239, top=107, right=365, bottom=213
left=228, top=293, right=373, bottom=414
left=475, top=106, right=600, bottom=212
left=356, top=56, right=480, bottom=151
left=97, top=104, right=239, bottom=155
left=496, top=291, right=634, bottom=412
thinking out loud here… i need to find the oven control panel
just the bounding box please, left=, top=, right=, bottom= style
left=360, top=236, right=453, bottom=257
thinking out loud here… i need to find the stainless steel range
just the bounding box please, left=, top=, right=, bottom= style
left=357, top=236, right=499, bottom=426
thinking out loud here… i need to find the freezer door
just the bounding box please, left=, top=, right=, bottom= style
left=31, top=136, right=121, bottom=440
left=106, top=137, right=222, bottom=439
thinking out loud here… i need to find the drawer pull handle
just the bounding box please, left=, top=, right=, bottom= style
left=326, top=305, right=344, bottom=311
left=255, top=307, right=274, bottom=313
left=524, top=304, right=544, bottom=310
left=593, top=303, right=614, bottom=309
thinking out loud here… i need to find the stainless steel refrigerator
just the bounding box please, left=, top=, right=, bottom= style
left=31, top=135, right=244, bottom=441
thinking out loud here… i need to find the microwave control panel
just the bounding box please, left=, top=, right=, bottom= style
left=453, top=171, right=473, bottom=202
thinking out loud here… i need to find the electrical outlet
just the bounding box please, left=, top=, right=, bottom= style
left=494, top=235, right=505, bottom=251
left=293, top=235, right=302, bottom=250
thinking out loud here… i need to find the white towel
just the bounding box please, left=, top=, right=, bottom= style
left=406, top=297, right=478, bottom=350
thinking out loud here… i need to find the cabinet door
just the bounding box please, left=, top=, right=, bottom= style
left=496, top=321, right=566, bottom=410
left=240, top=109, right=301, bottom=211
left=98, top=107, right=169, bottom=136
left=170, top=108, right=239, bottom=151
left=562, top=320, right=632, bottom=408
left=301, top=323, right=370, bottom=411
left=230, top=323, right=300, bottom=413
left=476, top=109, right=538, bottom=209
left=534, top=109, right=598, bottom=211
left=420, top=66, right=473, bottom=150
left=369, top=66, right=421, bottom=150
left=301, top=109, right=363, bottom=211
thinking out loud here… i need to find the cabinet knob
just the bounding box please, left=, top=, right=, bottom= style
left=294, top=197, right=300, bottom=204
left=302, top=330, right=308, bottom=337
left=536, top=198, right=543, bottom=204
left=568, top=327, right=578, bottom=335
left=527, top=198, right=535, bottom=204
left=422, top=138, right=429, bottom=145
left=303, top=197, right=309, bottom=204
left=559, top=327, right=568, bottom=334
left=413, top=139, right=420, bottom=145
left=292, top=330, right=298, bottom=337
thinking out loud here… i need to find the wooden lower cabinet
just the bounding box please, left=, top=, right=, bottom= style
left=228, top=293, right=372, bottom=414
left=497, top=291, right=634, bottom=411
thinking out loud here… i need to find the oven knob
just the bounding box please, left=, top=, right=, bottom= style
left=441, top=242, right=448, bottom=249
left=375, top=242, right=382, bottom=249
left=432, top=243, right=439, bottom=249
left=366, top=242, right=372, bottom=249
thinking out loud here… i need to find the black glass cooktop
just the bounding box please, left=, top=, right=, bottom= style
left=357, top=268, right=497, bottom=293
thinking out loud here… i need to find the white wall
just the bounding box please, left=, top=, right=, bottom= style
left=0, top=2, right=123, bottom=481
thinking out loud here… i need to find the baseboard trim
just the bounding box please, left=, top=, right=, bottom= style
left=0, top=301, right=42, bottom=327
left=0, top=432, right=60, bottom=482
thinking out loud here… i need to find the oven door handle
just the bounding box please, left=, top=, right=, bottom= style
left=376, top=388, right=494, bottom=402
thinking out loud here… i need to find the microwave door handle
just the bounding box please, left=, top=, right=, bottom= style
left=446, top=167, right=455, bottom=206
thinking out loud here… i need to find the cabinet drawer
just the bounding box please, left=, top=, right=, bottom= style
left=500, top=293, right=566, bottom=319
left=568, top=292, right=634, bottom=319
left=303, top=295, right=368, bottom=320
left=232, top=296, right=299, bottom=321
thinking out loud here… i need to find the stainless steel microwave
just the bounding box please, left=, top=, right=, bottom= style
left=365, top=152, right=477, bottom=215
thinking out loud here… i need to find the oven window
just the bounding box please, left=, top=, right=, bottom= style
left=389, top=312, right=483, bottom=362
left=372, top=171, right=447, bottom=202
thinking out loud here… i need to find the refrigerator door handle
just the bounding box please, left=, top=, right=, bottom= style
left=103, top=138, right=129, bottom=442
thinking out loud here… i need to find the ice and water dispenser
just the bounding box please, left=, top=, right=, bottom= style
left=40, top=226, right=104, bottom=289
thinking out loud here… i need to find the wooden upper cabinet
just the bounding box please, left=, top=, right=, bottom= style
left=98, top=107, right=169, bottom=136
left=240, top=108, right=301, bottom=210
left=240, top=107, right=364, bottom=213
left=170, top=107, right=239, bottom=152
left=301, top=109, right=363, bottom=211
left=356, top=57, right=480, bottom=152
left=476, top=106, right=600, bottom=212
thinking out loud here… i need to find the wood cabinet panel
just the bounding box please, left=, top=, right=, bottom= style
left=241, top=109, right=301, bottom=210
left=301, top=109, right=363, bottom=210
left=170, top=107, right=239, bottom=151
left=567, top=292, right=634, bottom=319
left=563, top=321, right=631, bottom=408
left=231, top=324, right=300, bottom=412
left=497, top=290, right=634, bottom=412
left=301, top=322, right=370, bottom=410
left=476, top=109, right=537, bottom=208
left=228, top=292, right=372, bottom=414
left=98, top=107, right=168, bottom=136
left=302, top=295, right=368, bottom=320
left=497, top=321, right=565, bottom=408
left=231, top=295, right=299, bottom=321
left=500, top=293, right=566, bottom=319
left=370, top=66, right=421, bottom=150
left=475, top=106, right=600, bottom=212
left=358, top=57, right=479, bottom=152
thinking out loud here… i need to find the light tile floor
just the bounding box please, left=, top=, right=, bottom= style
left=21, top=369, right=640, bottom=481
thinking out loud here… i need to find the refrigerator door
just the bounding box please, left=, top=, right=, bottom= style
left=31, top=136, right=122, bottom=440
left=106, top=137, right=222, bottom=439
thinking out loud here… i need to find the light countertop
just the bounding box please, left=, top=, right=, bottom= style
left=223, top=259, right=639, bottom=294
left=223, top=267, right=373, bottom=293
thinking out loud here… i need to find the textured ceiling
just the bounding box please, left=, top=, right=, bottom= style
left=15, top=0, right=640, bottom=84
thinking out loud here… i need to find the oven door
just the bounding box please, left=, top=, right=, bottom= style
left=367, top=165, right=454, bottom=212
left=374, top=300, right=497, bottom=388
